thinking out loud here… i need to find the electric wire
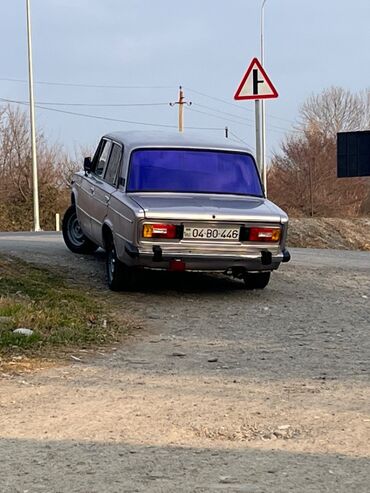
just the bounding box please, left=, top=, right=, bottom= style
left=0, top=77, right=174, bottom=90
left=188, top=105, right=295, bottom=135
left=188, top=106, right=255, bottom=128
left=0, top=97, right=224, bottom=131
left=195, top=102, right=297, bottom=134
left=1, top=98, right=169, bottom=108
left=186, top=86, right=296, bottom=125
left=0, top=77, right=299, bottom=133
left=196, top=103, right=255, bottom=124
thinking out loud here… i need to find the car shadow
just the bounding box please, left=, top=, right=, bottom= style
left=91, top=250, right=249, bottom=294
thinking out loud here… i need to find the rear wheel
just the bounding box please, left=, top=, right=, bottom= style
left=105, top=236, right=137, bottom=291
left=243, top=271, right=271, bottom=290
left=62, top=205, right=98, bottom=254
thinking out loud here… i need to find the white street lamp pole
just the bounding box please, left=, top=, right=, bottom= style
left=26, top=0, right=41, bottom=231
left=260, top=0, right=268, bottom=195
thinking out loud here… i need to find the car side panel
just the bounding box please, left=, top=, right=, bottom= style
left=73, top=174, right=94, bottom=239
left=107, top=191, right=144, bottom=261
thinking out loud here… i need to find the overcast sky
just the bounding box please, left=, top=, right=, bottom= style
left=1, top=0, right=369, bottom=157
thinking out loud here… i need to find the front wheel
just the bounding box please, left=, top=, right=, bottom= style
left=243, top=271, right=271, bottom=290
left=62, top=205, right=98, bottom=254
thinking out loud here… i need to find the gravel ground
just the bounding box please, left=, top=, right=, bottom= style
left=0, top=233, right=369, bottom=493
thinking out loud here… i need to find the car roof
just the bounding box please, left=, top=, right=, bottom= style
left=104, top=130, right=253, bottom=154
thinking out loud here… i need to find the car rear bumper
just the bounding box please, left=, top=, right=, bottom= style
left=121, top=241, right=291, bottom=272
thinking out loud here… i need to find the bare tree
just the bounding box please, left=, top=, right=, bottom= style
left=268, top=87, right=370, bottom=217
left=0, top=104, right=76, bottom=231
left=299, top=86, right=368, bottom=138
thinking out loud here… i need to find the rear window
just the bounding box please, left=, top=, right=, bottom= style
left=127, top=148, right=263, bottom=196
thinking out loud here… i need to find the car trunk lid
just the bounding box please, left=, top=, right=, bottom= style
left=129, top=193, right=283, bottom=223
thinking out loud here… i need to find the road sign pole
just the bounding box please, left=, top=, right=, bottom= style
left=255, top=100, right=262, bottom=175
left=234, top=56, right=277, bottom=188
left=26, top=0, right=41, bottom=232
left=261, top=99, right=267, bottom=193
left=261, top=0, right=268, bottom=195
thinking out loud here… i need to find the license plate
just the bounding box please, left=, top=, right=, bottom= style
left=183, top=226, right=240, bottom=241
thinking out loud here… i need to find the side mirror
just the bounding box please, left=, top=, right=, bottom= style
left=84, top=157, right=92, bottom=174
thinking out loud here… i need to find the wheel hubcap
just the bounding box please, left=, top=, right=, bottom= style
left=108, top=247, right=116, bottom=282
left=68, top=214, right=84, bottom=246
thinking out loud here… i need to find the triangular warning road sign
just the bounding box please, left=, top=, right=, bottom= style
left=234, top=57, right=278, bottom=101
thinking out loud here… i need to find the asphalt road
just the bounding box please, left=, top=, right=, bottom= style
left=0, top=231, right=370, bottom=271
left=0, top=232, right=369, bottom=493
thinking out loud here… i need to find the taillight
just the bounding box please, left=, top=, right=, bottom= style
left=249, top=227, right=281, bottom=242
left=143, top=223, right=178, bottom=239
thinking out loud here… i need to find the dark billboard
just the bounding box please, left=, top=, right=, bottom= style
left=337, top=130, right=370, bottom=178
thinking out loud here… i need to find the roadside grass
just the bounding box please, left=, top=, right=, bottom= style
left=0, top=255, right=124, bottom=354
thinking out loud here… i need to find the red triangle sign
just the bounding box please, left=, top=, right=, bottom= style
left=234, top=58, right=278, bottom=101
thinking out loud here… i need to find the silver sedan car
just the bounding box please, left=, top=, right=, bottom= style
left=62, top=131, right=290, bottom=290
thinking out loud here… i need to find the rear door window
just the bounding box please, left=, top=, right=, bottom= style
left=95, top=139, right=112, bottom=177
left=104, top=143, right=122, bottom=186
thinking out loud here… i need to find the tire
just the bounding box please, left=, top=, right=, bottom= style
left=62, top=205, right=98, bottom=254
left=105, top=237, right=138, bottom=291
left=243, top=271, right=271, bottom=290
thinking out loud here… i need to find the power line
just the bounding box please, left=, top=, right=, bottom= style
left=188, top=106, right=255, bottom=128
left=2, top=98, right=169, bottom=108
left=0, top=76, right=298, bottom=129
left=196, top=103, right=255, bottom=124
left=0, top=97, right=178, bottom=128
left=0, top=77, right=175, bottom=90
left=186, top=86, right=297, bottom=125
left=188, top=104, right=295, bottom=135
left=195, top=102, right=296, bottom=134
left=0, top=96, right=223, bottom=131
left=228, top=130, right=252, bottom=148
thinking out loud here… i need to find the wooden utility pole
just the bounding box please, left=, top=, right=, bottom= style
left=178, top=86, right=184, bottom=132
left=308, top=158, right=314, bottom=217
left=170, top=86, right=191, bottom=132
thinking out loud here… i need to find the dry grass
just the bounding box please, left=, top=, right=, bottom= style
left=287, top=217, right=370, bottom=251
left=0, top=255, right=125, bottom=353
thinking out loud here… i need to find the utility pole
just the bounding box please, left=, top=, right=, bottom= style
left=26, top=0, right=41, bottom=231
left=260, top=0, right=268, bottom=195
left=170, top=86, right=192, bottom=132
left=308, top=158, right=314, bottom=217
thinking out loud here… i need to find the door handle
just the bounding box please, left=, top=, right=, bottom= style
left=104, top=195, right=110, bottom=203
left=90, top=186, right=95, bottom=194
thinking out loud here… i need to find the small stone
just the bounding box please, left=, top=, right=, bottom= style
left=208, top=357, right=218, bottom=363
left=172, top=352, right=186, bottom=357
left=278, top=424, right=290, bottom=430
left=13, top=328, right=33, bottom=336
left=362, top=295, right=368, bottom=299
left=219, top=476, right=236, bottom=484
left=70, top=355, right=82, bottom=362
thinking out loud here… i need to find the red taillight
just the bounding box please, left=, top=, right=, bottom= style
left=143, top=223, right=177, bottom=239
left=249, top=227, right=281, bottom=242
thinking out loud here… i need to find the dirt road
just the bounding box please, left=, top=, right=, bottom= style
left=0, top=233, right=369, bottom=492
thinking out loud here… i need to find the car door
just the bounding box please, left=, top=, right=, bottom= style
left=77, top=139, right=112, bottom=241
left=90, top=141, right=123, bottom=245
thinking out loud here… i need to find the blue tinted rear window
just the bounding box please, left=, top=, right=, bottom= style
left=127, top=149, right=263, bottom=196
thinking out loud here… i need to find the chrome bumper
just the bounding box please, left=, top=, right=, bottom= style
left=121, top=241, right=290, bottom=272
